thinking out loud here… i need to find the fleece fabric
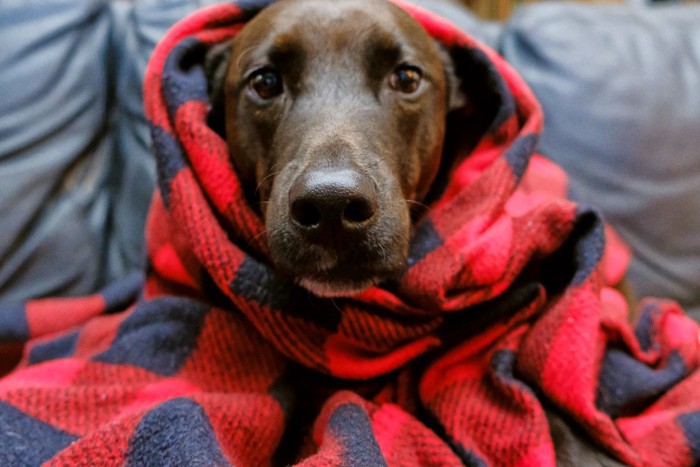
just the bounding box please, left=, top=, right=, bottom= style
left=0, top=1, right=699, bottom=465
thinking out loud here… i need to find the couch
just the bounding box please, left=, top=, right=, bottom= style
left=1, top=0, right=698, bottom=317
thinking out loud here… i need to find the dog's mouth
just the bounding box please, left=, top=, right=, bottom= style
left=270, top=242, right=408, bottom=297
left=298, top=276, right=382, bottom=298
left=265, top=213, right=410, bottom=297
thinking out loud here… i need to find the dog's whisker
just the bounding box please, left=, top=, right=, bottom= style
left=405, top=199, right=429, bottom=211
left=379, top=246, right=388, bottom=261
left=247, top=227, right=274, bottom=247
left=254, top=169, right=283, bottom=196
left=329, top=297, right=343, bottom=313
left=235, top=45, right=260, bottom=71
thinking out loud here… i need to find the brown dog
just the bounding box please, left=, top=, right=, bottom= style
left=203, top=1, right=637, bottom=463
left=205, top=0, right=472, bottom=297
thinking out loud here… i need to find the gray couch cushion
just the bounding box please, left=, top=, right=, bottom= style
left=0, top=1, right=113, bottom=300
left=501, top=3, right=700, bottom=316
left=0, top=1, right=205, bottom=300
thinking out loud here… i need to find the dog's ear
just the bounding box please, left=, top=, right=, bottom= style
left=204, top=40, right=233, bottom=137
left=437, top=44, right=468, bottom=112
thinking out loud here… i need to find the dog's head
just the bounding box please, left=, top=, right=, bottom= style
left=206, top=0, right=475, bottom=296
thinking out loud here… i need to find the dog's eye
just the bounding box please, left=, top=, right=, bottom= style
left=390, top=66, right=422, bottom=94
left=248, top=69, right=283, bottom=99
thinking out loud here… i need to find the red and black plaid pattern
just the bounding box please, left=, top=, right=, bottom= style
left=0, top=1, right=699, bottom=465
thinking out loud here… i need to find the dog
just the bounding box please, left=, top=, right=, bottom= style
left=204, top=0, right=498, bottom=298
left=201, top=1, right=636, bottom=463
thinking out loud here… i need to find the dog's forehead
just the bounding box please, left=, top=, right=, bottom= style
left=236, top=0, right=438, bottom=69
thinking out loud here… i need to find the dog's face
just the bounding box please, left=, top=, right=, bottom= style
left=209, top=0, right=461, bottom=296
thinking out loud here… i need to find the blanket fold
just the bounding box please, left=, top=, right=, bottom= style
left=1, top=1, right=699, bottom=465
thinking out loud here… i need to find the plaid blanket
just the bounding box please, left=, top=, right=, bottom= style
left=1, top=1, right=699, bottom=465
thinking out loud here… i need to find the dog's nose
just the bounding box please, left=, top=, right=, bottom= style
left=289, top=168, right=377, bottom=242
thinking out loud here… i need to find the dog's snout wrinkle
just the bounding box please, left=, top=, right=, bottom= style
left=289, top=168, right=377, bottom=243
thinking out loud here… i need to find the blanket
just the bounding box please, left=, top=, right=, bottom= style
left=1, top=1, right=699, bottom=465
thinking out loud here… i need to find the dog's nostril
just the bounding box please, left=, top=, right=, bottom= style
left=291, top=199, right=322, bottom=227
left=343, top=199, right=376, bottom=224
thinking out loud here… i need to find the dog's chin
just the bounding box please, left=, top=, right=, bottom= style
left=298, top=277, right=380, bottom=298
